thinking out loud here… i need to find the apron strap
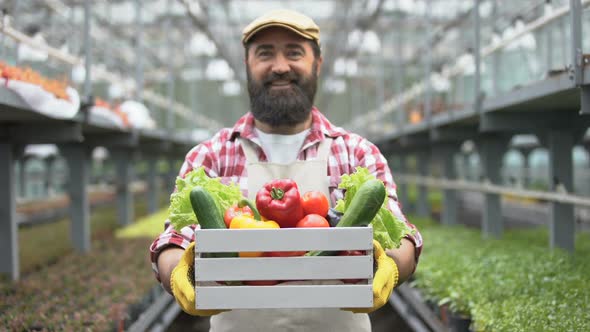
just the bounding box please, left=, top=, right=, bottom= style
left=239, top=138, right=261, bottom=163
left=316, top=138, right=333, bottom=161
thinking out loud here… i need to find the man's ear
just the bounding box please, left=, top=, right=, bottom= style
left=316, top=56, right=324, bottom=76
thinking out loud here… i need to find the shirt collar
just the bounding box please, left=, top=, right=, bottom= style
left=230, top=107, right=347, bottom=145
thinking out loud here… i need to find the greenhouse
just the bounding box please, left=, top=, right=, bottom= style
left=1, top=0, right=589, bottom=331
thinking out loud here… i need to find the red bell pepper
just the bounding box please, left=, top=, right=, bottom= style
left=255, top=179, right=304, bottom=228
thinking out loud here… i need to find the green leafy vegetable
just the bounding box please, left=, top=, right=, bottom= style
left=335, top=167, right=414, bottom=249
left=168, top=167, right=243, bottom=230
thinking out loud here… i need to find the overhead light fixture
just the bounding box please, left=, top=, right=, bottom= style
left=188, top=32, right=217, bottom=56
left=205, top=59, right=233, bottom=81
left=221, top=80, right=241, bottom=96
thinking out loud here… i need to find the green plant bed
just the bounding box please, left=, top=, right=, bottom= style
left=410, top=215, right=590, bottom=332
left=17, top=193, right=167, bottom=275
left=406, top=185, right=443, bottom=213
left=116, top=208, right=169, bottom=239
left=0, top=237, right=156, bottom=331
left=1, top=195, right=171, bottom=331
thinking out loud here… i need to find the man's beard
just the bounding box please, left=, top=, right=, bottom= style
left=247, top=63, right=318, bottom=127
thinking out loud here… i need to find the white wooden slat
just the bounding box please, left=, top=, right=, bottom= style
left=194, top=227, right=373, bottom=252
left=195, top=255, right=373, bottom=281
left=195, top=284, right=373, bottom=309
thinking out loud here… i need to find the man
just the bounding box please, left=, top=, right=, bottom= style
left=150, top=9, right=422, bottom=332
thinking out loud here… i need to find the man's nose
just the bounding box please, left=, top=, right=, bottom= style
left=271, top=55, right=290, bottom=75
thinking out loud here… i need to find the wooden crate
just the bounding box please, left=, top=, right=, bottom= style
left=194, top=227, right=373, bottom=310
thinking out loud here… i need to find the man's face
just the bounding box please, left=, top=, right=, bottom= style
left=246, top=27, right=322, bottom=127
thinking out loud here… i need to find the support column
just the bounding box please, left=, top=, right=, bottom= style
left=146, top=156, right=159, bottom=214
left=44, top=155, right=57, bottom=196
left=438, top=144, right=459, bottom=225
left=398, top=154, right=410, bottom=213
left=517, top=147, right=534, bottom=188
left=168, top=158, right=179, bottom=193
left=544, top=130, right=575, bottom=252
left=0, top=143, right=18, bottom=280
left=477, top=135, right=509, bottom=238
left=390, top=154, right=410, bottom=213
left=461, top=152, right=471, bottom=180
left=113, top=149, right=135, bottom=225
left=416, top=150, right=430, bottom=218
left=18, top=155, right=32, bottom=199
left=60, top=144, right=91, bottom=253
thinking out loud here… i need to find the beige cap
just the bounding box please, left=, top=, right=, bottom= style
left=242, top=9, right=320, bottom=45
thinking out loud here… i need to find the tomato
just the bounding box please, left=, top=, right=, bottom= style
left=301, top=191, right=330, bottom=217
left=265, top=250, right=307, bottom=257
left=295, top=214, right=330, bottom=228
left=339, top=250, right=366, bottom=284
left=244, top=280, right=280, bottom=286
left=224, top=204, right=254, bottom=228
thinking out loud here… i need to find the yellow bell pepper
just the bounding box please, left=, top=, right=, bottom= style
left=229, top=215, right=280, bottom=257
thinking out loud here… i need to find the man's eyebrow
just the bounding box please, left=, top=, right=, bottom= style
left=254, top=44, right=274, bottom=52
left=253, top=43, right=306, bottom=53
left=286, top=44, right=305, bottom=52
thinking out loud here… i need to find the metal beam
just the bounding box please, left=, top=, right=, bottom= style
left=320, top=0, right=387, bottom=112
left=82, top=0, right=92, bottom=101
left=473, top=0, right=482, bottom=114
left=399, top=131, right=430, bottom=149
left=6, top=122, right=83, bottom=144
left=180, top=0, right=243, bottom=82
left=84, top=131, right=140, bottom=148
left=135, top=0, right=144, bottom=100
left=570, top=0, right=583, bottom=86
left=481, top=71, right=577, bottom=113
left=583, top=85, right=590, bottom=115
left=429, top=126, right=478, bottom=143
left=0, top=143, right=18, bottom=280
left=480, top=111, right=590, bottom=133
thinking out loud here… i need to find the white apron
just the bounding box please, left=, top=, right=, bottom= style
left=209, top=137, right=371, bottom=332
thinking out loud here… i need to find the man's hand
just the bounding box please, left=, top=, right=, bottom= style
left=158, top=243, right=227, bottom=316
left=343, top=240, right=399, bottom=313
left=157, top=247, right=184, bottom=295
left=385, top=238, right=416, bottom=284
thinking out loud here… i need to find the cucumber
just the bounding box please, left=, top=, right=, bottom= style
left=306, top=179, right=386, bottom=256
left=333, top=179, right=386, bottom=228
left=189, top=186, right=237, bottom=258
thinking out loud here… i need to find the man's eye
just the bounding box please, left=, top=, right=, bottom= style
left=258, top=51, right=272, bottom=57
left=288, top=51, right=303, bottom=57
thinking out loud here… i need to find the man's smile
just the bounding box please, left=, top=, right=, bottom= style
left=268, top=80, right=294, bottom=89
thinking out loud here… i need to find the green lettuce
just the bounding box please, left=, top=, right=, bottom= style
left=168, top=167, right=244, bottom=230
left=334, top=167, right=414, bottom=249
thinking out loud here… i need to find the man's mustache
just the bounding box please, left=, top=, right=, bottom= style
left=262, top=72, right=300, bottom=86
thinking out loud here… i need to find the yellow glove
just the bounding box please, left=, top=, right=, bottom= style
left=170, top=242, right=228, bottom=316
left=343, top=240, right=399, bottom=314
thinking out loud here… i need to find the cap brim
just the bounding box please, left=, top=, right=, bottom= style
left=242, top=22, right=317, bottom=44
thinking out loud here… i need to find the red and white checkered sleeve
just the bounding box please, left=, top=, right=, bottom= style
left=149, top=221, right=197, bottom=283
left=149, top=141, right=217, bottom=283
left=353, top=136, right=423, bottom=261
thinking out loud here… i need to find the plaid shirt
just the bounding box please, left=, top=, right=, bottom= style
left=150, top=108, right=423, bottom=282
